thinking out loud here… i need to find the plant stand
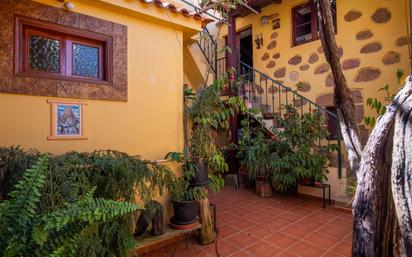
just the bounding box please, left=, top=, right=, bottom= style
left=300, top=183, right=331, bottom=208
left=256, top=181, right=272, bottom=198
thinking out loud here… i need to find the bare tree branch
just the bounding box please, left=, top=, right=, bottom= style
left=316, top=0, right=362, bottom=174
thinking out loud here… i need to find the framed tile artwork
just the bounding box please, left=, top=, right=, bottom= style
left=47, top=100, right=87, bottom=140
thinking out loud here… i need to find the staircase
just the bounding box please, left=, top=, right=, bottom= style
left=193, top=30, right=344, bottom=178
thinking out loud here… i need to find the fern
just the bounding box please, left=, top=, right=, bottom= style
left=0, top=155, right=48, bottom=257
left=0, top=156, right=140, bottom=257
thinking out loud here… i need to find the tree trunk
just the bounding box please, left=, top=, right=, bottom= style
left=392, top=96, right=412, bottom=256
left=198, top=190, right=216, bottom=245
left=317, top=1, right=412, bottom=256
left=316, top=0, right=362, bottom=173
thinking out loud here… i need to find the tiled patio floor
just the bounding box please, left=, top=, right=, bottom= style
left=142, top=186, right=353, bottom=257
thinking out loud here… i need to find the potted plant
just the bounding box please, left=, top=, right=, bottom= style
left=237, top=119, right=273, bottom=197
left=269, top=105, right=336, bottom=193
left=169, top=177, right=205, bottom=225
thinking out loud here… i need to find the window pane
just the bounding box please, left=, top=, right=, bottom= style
left=296, top=23, right=313, bottom=44
left=29, top=35, right=60, bottom=73
left=296, top=6, right=312, bottom=26
left=73, top=43, right=99, bottom=78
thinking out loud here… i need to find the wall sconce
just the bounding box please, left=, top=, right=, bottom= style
left=255, top=34, right=263, bottom=49
left=58, top=0, right=75, bottom=11
left=64, top=2, right=75, bottom=11
left=261, top=16, right=269, bottom=26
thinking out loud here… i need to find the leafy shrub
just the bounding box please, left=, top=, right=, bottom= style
left=0, top=156, right=139, bottom=257
left=0, top=147, right=177, bottom=257
left=238, top=105, right=336, bottom=191
left=364, top=69, right=404, bottom=128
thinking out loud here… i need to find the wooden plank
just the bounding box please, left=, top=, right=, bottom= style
left=135, top=224, right=201, bottom=255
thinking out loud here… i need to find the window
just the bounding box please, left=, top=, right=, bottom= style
left=326, top=107, right=340, bottom=140
left=15, top=16, right=112, bottom=84
left=292, top=1, right=336, bottom=46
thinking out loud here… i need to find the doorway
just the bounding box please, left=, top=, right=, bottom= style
left=238, top=28, right=253, bottom=68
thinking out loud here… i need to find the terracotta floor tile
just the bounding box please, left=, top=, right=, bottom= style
left=294, top=219, right=324, bottom=231
left=220, top=212, right=240, bottom=223
left=329, top=242, right=352, bottom=256
left=208, top=240, right=240, bottom=257
left=144, top=187, right=353, bottom=257
left=244, top=223, right=278, bottom=238
left=264, top=232, right=299, bottom=249
left=328, top=217, right=353, bottom=230
left=288, top=207, right=316, bottom=216
left=225, top=231, right=260, bottom=249
left=280, top=225, right=312, bottom=239
left=277, top=212, right=306, bottom=223
left=342, top=232, right=353, bottom=244
left=302, top=232, right=339, bottom=250
left=306, top=212, right=336, bottom=223
left=244, top=212, right=273, bottom=224
left=218, top=223, right=241, bottom=239
left=227, top=217, right=257, bottom=231
left=265, top=219, right=292, bottom=231
left=287, top=241, right=327, bottom=257
left=231, top=207, right=255, bottom=217
left=245, top=240, right=283, bottom=257
left=321, top=251, right=344, bottom=257
left=316, top=225, right=350, bottom=239
left=230, top=250, right=255, bottom=257
left=275, top=250, right=300, bottom=257
left=260, top=207, right=285, bottom=217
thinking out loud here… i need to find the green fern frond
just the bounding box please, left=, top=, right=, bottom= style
left=0, top=155, right=49, bottom=256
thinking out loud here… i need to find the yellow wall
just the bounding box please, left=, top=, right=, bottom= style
left=0, top=0, right=197, bottom=160
left=0, top=0, right=204, bottom=221
left=221, top=0, right=411, bottom=120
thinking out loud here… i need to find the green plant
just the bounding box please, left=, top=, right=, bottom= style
left=0, top=156, right=139, bottom=257
left=237, top=105, right=336, bottom=192
left=167, top=73, right=246, bottom=197
left=364, top=69, right=405, bottom=127
left=0, top=146, right=41, bottom=200
left=270, top=106, right=336, bottom=191
left=238, top=122, right=271, bottom=181
left=200, top=0, right=245, bottom=18
left=0, top=147, right=177, bottom=257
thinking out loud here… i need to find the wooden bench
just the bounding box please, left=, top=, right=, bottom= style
left=135, top=223, right=201, bottom=256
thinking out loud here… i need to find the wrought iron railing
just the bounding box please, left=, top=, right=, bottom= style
left=196, top=29, right=218, bottom=77
left=238, top=61, right=343, bottom=178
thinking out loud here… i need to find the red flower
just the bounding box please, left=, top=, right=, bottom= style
left=229, top=74, right=235, bottom=81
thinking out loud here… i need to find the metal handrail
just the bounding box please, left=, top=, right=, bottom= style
left=239, top=61, right=338, bottom=118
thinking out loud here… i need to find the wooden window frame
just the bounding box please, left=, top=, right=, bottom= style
left=15, top=16, right=112, bottom=85
left=291, top=1, right=336, bottom=47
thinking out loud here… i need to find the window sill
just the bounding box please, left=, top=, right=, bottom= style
left=15, top=71, right=111, bottom=86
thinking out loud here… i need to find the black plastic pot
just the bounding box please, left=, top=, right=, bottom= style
left=171, top=200, right=199, bottom=225
left=134, top=212, right=150, bottom=237
left=189, top=162, right=209, bottom=186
